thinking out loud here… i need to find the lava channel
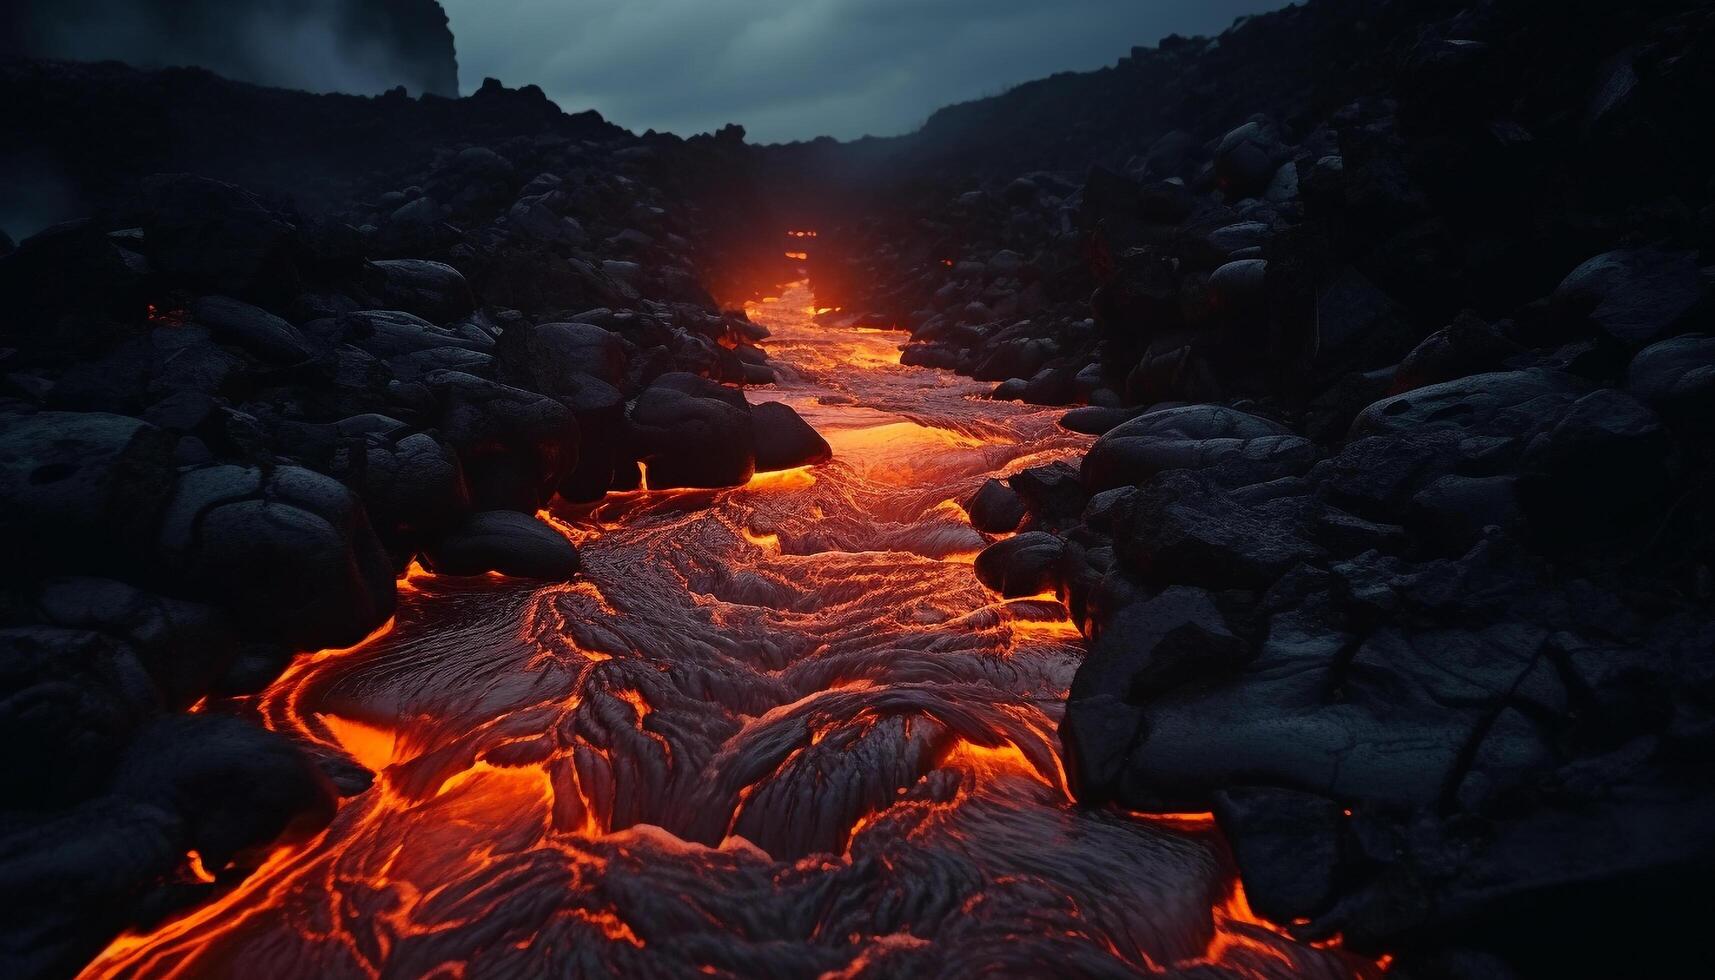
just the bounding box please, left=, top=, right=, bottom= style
left=82, top=281, right=1381, bottom=980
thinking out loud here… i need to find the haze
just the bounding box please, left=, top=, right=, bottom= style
left=442, top=0, right=1284, bottom=143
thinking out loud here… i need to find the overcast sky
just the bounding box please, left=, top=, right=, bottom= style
left=441, top=0, right=1283, bottom=143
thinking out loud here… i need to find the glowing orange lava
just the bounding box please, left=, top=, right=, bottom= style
left=82, top=281, right=1377, bottom=980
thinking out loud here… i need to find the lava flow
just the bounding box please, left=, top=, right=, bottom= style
left=83, top=282, right=1378, bottom=979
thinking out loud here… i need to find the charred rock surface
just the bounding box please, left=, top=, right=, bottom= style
left=4, top=0, right=1715, bottom=977
left=0, top=65, right=811, bottom=977
left=770, top=1, right=1715, bottom=976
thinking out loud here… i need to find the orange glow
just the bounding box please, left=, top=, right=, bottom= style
left=745, top=466, right=817, bottom=491
left=80, top=277, right=1371, bottom=980
left=319, top=712, right=398, bottom=772
left=146, top=303, right=186, bottom=325
left=741, top=527, right=781, bottom=551
left=184, top=851, right=218, bottom=885
left=786, top=230, right=818, bottom=238
left=785, top=250, right=808, bottom=260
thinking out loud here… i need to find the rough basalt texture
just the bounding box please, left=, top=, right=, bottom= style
left=774, top=1, right=1715, bottom=976
left=0, top=64, right=809, bottom=977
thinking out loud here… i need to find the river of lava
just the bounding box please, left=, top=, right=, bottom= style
left=83, top=282, right=1376, bottom=980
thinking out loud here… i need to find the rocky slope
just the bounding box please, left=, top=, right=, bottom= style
left=775, top=1, right=1715, bottom=977
left=4, top=1, right=1715, bottom=977
left=0, top=65, right=816, bottom=979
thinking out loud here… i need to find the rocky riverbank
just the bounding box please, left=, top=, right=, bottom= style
left=778, top=1, right=1715, bottom=976
left=0, top=66, right=827, bottom=978
left=5, top=0, right=1715, bottom=976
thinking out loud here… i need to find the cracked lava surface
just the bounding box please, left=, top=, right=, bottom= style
left=83, top=282, right=1377, bottom=980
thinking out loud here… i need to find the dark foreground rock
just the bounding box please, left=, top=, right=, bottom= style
left=751, top=400, right=833, bottom=472
left=776, top=1, right=1715, bottom=976
left=423, top=510, right=580, bottom=579
left=0, top=63, right=826, bottom=976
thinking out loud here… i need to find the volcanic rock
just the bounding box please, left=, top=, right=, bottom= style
left=423, top=510, right=580, bottom=580
left=628, top=372, right=755, bottom=489
left=154, top=465, right=396, bottom=650
left=751, top=401, right=831, bottom=472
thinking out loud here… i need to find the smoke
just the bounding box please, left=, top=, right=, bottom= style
left=5, top=0, right=458, bottom=97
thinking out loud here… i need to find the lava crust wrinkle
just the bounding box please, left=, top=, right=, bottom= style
left=82, top=283, right=1377, bottom=980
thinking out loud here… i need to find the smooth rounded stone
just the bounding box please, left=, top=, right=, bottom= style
left=497, top=320, right=629, bottom=392
left=386, top=346, right=493, bottom=382
left=0, top=797, right=185, bottom=980
left=973, top=531, right=1067, bottom=598
left=1020, top=366, right=1077, bottom=405
left=364, top=259, right=474, bottom=324
left=111, top=714, right=336, bottom=867
left=990, top=378, right=1028, bottom=401
left=143, top=390, right=219, bottom=434
left=628, top=372, right=755, bottom=489
left=1059, top=405, right=1147, bottom=435
left=1626, top=334, right=1715, bottom=429
left=1081, top=404, right=1316, bottom=492
left=1391, top=311, right=1521, bottom=393
left=423, top=510, right=580, bottom=580
left=1211, top=787, right=1344, bottom=922
left=0, top=627, right=160, bottom=809
left=965, top=478, right=1026, bottom=533
left=0, top=411, right=176, bottom=571
left=900, top=342, right=962, bottom=370
left=739, top=360, right=777, bottom=385
left=155, top=465, right=396, bottom=650
left=1208, top=258, right=1269, bottom=313
left=986, top=249, right=1025, bottom=278
left=355, top=431, right=471, bottom=543
left=389, top=196, right=445, bottom=230
left=425, top=370, right=580, bottom=511
left=306, top=309, right=489, bottom=359
left=138, top=174, right=298, bottom=300
left=1350, top=369, right=1581, bottom=441
left=1206, top=220, right=1273, bottom=254
left=972, top=337, right=1054, bottom=382
left=547, top=375, right=627, bottom=503
left=188, top=295, right=318, bottom=362
left=1214, top=120, right=1283, bottom=196
left=1553, top=247, right=1701, bottom=344
left=602, top=259, right=642, bottom=282
left=25, top=577, right=237, bottom=710
left=1264, top=160, right=1300, bottom=202
left=1009, top=461, right=1089, bottom=527
left=751, top=401, right=831, bottom=472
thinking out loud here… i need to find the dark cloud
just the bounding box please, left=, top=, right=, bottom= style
left=444, top=0, right=1284, bottom=142
left=7, top=0, right=459, bottom=97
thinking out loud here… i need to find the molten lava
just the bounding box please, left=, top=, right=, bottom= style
left=82, top=281, right=1379, bottom=979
